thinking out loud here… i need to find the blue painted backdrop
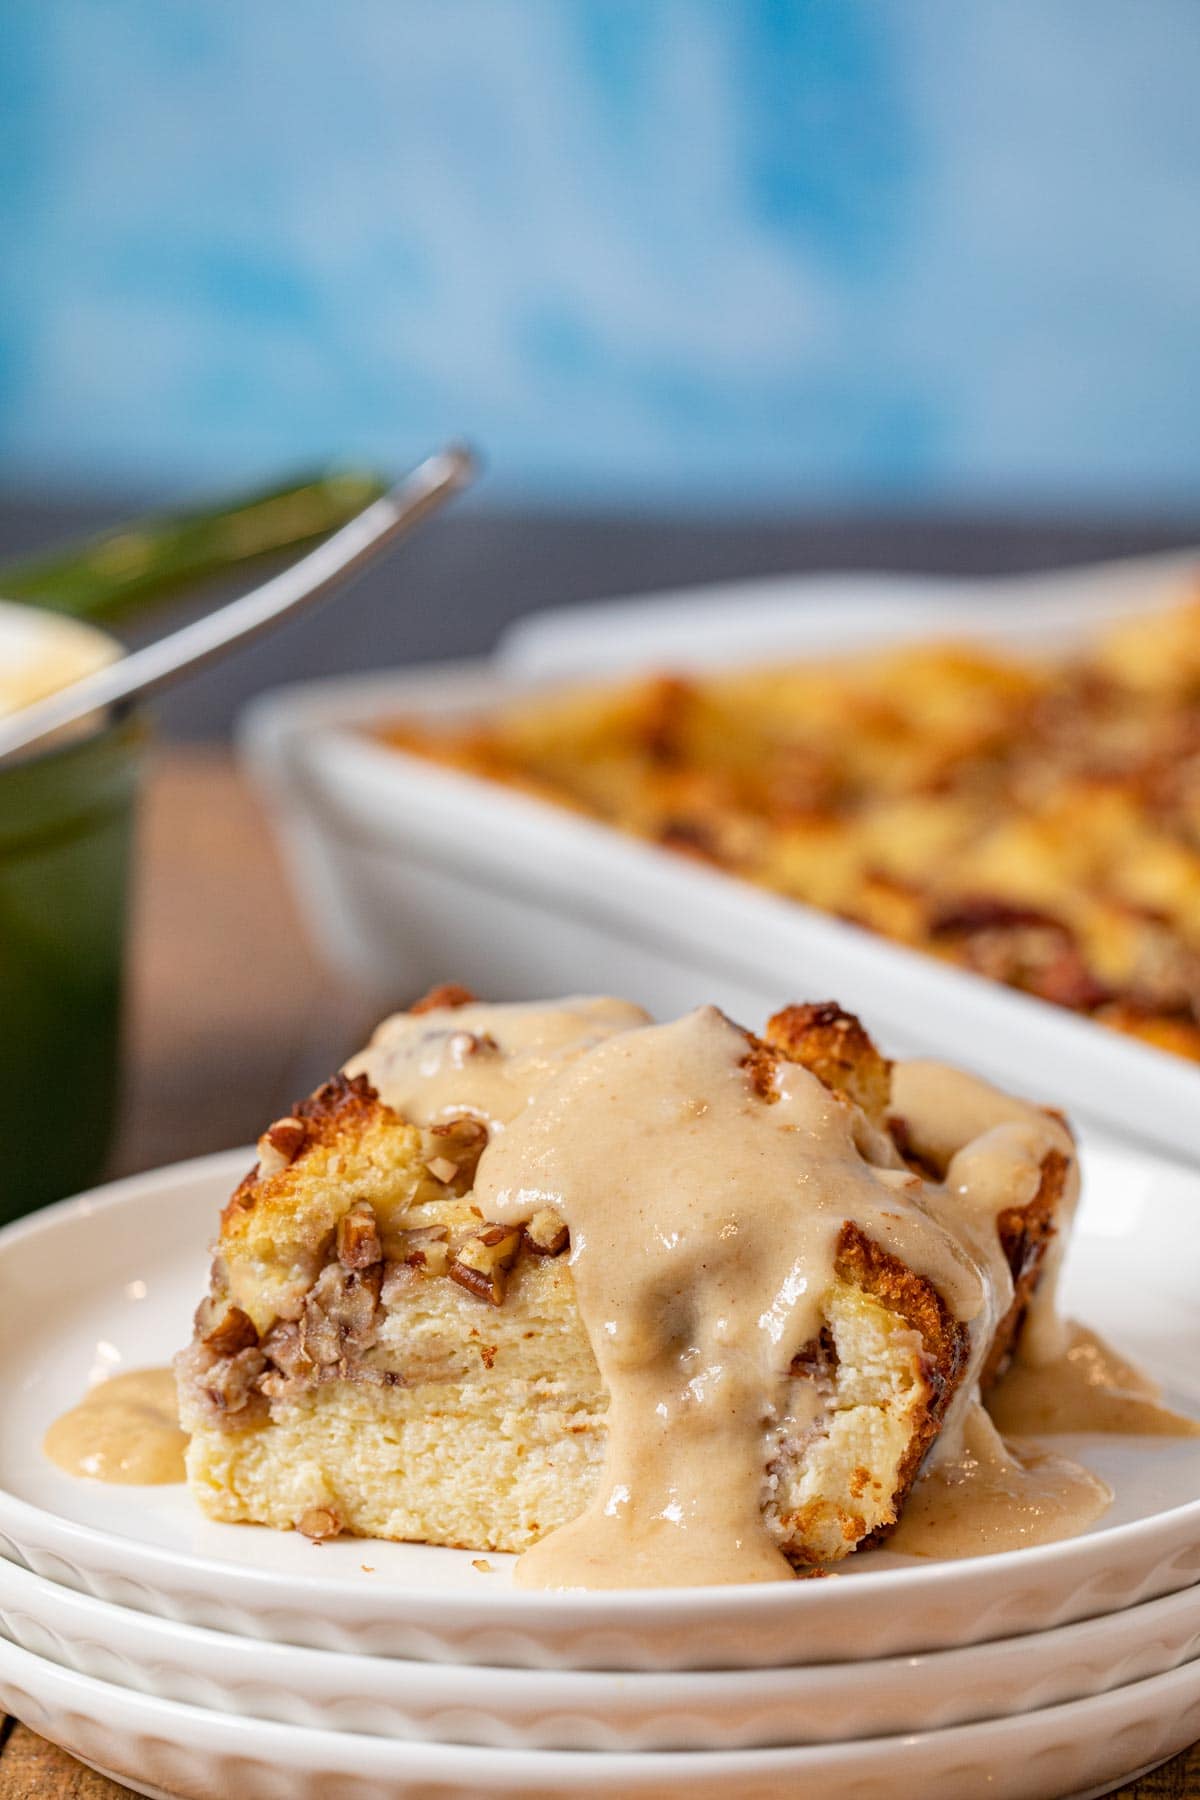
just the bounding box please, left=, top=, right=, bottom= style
left=2, top=1, right=1198, bottom=508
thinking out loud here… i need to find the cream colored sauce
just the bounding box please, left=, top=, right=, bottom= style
left=468, top=1005, right=1068, bottom=1589
left=44, top=1368, right=186, bottom=1485
left=345, top=996, right=651, bottom=1129
left=889, top=1403, right=1112, bottom=1558
left=889, top=1059, right=1079, bottom=1368
left=989, top=1321, right=1200, bottom=1439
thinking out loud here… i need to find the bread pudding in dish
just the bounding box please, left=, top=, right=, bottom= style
left=177, top=987, right=1099, bottom=1587
left=381, top=596, right=1200, bottom=1063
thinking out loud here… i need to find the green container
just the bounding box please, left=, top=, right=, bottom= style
left=0, top=463, right=390, bottom=1221
left=0, top=713, right=142, bottom=1220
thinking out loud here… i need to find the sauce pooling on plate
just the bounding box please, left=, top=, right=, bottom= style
left=44, top=1367, right=186, bottom=1485
left=988, top=1321, right=1200, bottom=1440
left=889, top=1402, right=1112, bottom=1559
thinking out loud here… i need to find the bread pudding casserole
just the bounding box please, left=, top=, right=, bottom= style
left=381, top=596, right=1200, bottom=1063
left=177, top=987, right=1090, bottom=1586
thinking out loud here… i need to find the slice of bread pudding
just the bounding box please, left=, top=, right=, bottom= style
left=177, top=991, right=1074, bottom=1578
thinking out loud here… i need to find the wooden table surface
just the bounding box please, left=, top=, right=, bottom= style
left=2, top=748, right=1196, bottom=1799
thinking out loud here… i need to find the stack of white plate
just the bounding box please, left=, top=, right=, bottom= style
left=0, top=1137, right=1198, bottom=1799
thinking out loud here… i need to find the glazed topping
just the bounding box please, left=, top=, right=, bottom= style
left=43, top=1368, right=186, bottom=1485
left=467, top=1003, right=1069, bottom=1588
left=344, top=996, right=651, bottom=1129
left=889, top=1058, right=1079, bottom=1367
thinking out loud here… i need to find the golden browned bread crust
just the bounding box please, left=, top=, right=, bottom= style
left=833, top=1220, right=970, bottom=1539
left=222, top=1072, right=391, bottom=1238
left=764, top=1001, right=893, bottom=1129
left=981, top=1144, right=1068, bottom=1389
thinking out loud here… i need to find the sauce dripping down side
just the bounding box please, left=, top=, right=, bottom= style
left=44, top=1368, right=186, bottom=1485
left=473, top=1005, right=1019, bottom=1590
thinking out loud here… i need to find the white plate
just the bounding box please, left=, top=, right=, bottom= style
left=2, top=1553, right=1199, bottom=1752
left=2, top=1631, right=1199, bottom=1800
left=239, top=550, right=1200, bottom=1166
left=0, top=1147, right=1198, bottom=1671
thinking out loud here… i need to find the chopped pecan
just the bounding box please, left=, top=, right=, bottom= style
left=257, top=1115, right=307, bottom=1177
left=524, top=1207, right=568, bottom=1257
left=425, top=1156, right=459, bottom=1185
left=429, top=1116, right=489, bottom=1184
left=929, top=897, right=1060, bottom=936
left=297, top=1506, right=341, bottom=1541
left=449, top=1225, right=522, bottom=1306
left=409, top=982, right=476, bottom=1014
left=928, top=898, right=1110, bottom=1015
left=448, top=1263, right=500, bottom=1305
left=336, top=1202, right=382, bottom=1270
left=176, top=1340, right=267, bottom=1427
left=194, top=1299, right=259, bottom=1356
left=380, top=1230, right=448, bottom=1299
left=301, top=1262, right=381, bottom=1368
left=409, top=1239, right=451, bottom=1277
left=198, top=1345, right=267, bottom=1416
left=260, top=1318, right=311, bottom=1382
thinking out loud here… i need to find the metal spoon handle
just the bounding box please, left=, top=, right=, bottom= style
left=0, top=465, right=392, bottom=625
left=0, top=445, right=476, bottom=762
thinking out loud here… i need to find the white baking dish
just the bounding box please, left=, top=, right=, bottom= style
left=240, top=549, right=1200, bottom=1165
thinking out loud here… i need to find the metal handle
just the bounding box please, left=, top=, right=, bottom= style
left=0, top=466, right=393, bottom=625
left=0, top=445, right=476, bottom=763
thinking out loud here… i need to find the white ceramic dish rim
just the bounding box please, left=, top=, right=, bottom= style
left=2, top=1627, right=1200, bottom=1794
left=495, top=547, right=1200, bottom=676
left=238, top=639, right=1200, bottom=1167
left=2, top=1550, right=1199, bottom=1752
left=3, top=1150, right=1200, bottom=1634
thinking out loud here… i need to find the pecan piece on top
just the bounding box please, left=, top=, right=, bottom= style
left=449, top=1224, right=522, bottom=1306
left=256, top=1115, right=307, bottom=1177
left=524, top=1207, right=569, bottom=1257
left=428, top=1115, right=489, bottom=1186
